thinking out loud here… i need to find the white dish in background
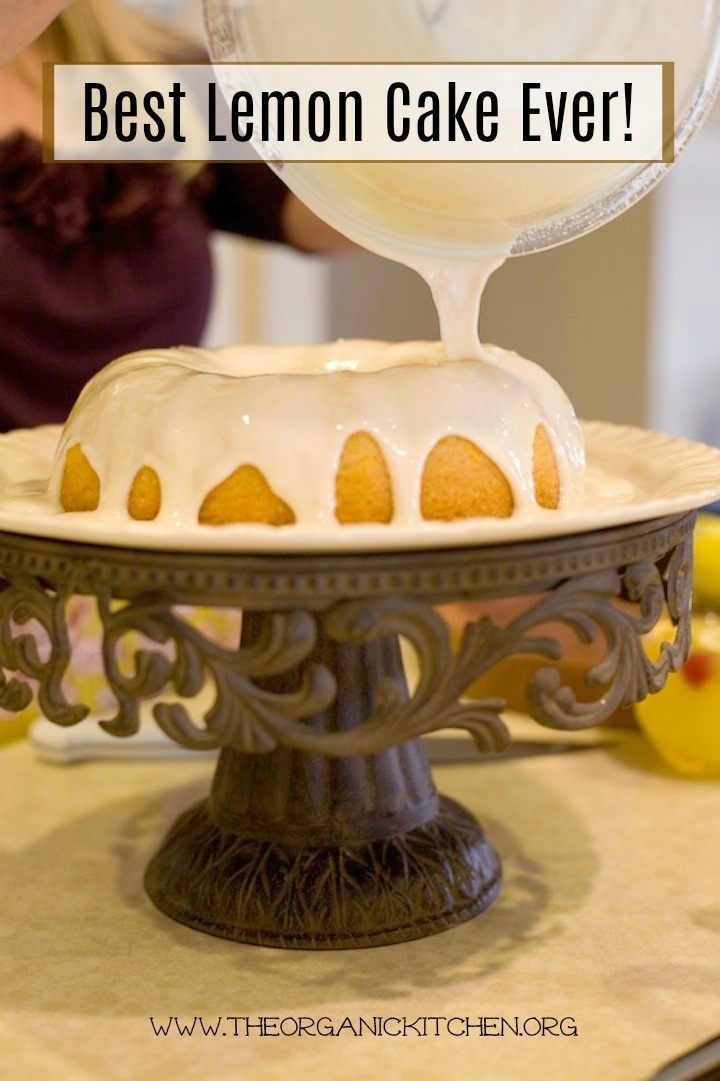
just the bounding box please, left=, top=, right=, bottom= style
left=0, top=421, right=717, bottom=554
left=28, top=710, right=622, bottom=765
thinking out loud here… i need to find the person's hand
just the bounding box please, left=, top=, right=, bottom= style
left=0, top=0, right=70, bottom=66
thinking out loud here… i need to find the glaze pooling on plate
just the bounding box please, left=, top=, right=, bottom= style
left=48, top=339, right=585, bottom=528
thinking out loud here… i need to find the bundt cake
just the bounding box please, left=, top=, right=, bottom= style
left=52, top=340, right=584, bottom=528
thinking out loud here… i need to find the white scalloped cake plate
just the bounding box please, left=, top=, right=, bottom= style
left=0, top=421, right=718, bottom=554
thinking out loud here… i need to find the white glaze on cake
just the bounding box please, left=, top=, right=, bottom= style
left=48, top=338, right=584, bottom=528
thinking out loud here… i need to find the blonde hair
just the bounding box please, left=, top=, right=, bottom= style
left=29, top=0, right=203, bottom=178
left=40, top=0, right=199, bottom=64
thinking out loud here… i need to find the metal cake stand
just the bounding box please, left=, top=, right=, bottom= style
left=0, top=512, right=693, bottom=948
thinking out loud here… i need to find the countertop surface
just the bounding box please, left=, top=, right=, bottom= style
left=1, top=731, right=719, bottom=1081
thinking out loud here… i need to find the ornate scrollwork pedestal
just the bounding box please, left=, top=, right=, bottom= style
left=0, top=513, right=694, bottom=948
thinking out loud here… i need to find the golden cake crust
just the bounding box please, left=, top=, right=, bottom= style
left=198, top=465, right=296, bottom=526
left=60, top=424, right=560, bottom=525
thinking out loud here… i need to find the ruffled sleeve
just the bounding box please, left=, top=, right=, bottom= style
left=0, top=133, right=292, bottom=254
left=0, top=132, right=190, bottom=256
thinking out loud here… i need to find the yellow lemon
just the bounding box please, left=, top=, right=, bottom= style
left=692, top=512, right=720, bottom=608
left=636, top=613, right=720, bottom=775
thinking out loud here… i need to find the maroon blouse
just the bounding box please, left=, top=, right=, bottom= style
left=0, top=133, right=289, bottom=430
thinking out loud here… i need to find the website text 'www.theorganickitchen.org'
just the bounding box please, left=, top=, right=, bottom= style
left=148, top=1015, right=579, bottom=1039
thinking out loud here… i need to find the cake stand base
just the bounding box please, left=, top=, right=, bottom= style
left=144, top=794, right=500, bottom=949
left=145, top=616, right=501, bottom=948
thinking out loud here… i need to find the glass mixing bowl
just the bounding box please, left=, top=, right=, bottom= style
left=203, top=0, right=720, bottom=259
